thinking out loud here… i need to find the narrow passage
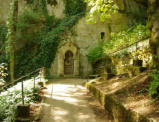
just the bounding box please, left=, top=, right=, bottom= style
left=39, top=79, right=112, bottom=122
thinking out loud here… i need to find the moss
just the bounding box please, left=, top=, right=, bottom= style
left=87, top=81, right=152, bottom=122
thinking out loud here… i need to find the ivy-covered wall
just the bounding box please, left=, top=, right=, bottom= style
left=0, top=0, right=150, bottom=80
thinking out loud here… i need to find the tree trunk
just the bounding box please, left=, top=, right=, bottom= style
left=8, top=0, right=18, bottom=82
left=148, top=0, right=159, bottom=68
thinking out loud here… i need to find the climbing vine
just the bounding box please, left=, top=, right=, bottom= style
left=0, top=24, right=7, bottom=61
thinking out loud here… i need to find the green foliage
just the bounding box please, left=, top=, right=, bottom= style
left=0, top=25, right=7, bottom=43
left=87, top=39, right=104, bottom=62
left=85, top=0, right=118, bottom=23
left=0, top=63, right=8, bottom=79
left=0, top=81, right=41, bottom=121
left=88, top=24, right=150, bottom=63
left=64, top=0, right=86, bottom=16
left=103, top=24, right=150, bottom=55
left=149, top=70, right=159, bottom=98
left=0, top=25, right=9, bottom=81
left=0, top=24, right=7, bottom=59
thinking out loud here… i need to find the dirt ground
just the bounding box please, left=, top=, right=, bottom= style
left=38, top=79, right=113, bottom=122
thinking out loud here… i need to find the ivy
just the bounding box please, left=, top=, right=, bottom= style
left=0, top=25, right=7, bottom=44
left=11, top=0, right=86, bottom=79
left=0, top=24, right=7, bottom=60
left=63, top=0, right=86, bottom=16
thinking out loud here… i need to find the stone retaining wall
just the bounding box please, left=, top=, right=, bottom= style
left=86, top=82, right=155, bottom=122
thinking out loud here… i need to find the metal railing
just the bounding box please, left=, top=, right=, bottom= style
left=0, top=67, right=44, bottom=105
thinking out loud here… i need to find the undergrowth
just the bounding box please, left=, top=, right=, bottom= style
left=149, top=70, right=159, bottom=98
left=0, top=79, right=41, bottom=121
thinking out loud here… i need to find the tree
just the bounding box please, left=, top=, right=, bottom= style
left=148, top=0, right=159, bottom=68
left=85, top=0, right=118, bottom=23
left=7, top=0, right=18, bottom=82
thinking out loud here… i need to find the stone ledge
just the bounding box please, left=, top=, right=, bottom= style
left=86, top=81, right=156, bottom=122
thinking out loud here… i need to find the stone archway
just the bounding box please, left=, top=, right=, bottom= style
left=57, top=41, right=79, bottom=77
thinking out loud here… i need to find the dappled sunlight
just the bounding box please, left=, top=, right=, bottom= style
left=93, top=72, right=149, bottom=95
left=77, top=112, right=92, bottom=120
left=0, top=75, right=43, bottom=96
left=40, top=79, right=98, bottom=122
left=54, top=107, right=69, bottom=116
left=124, top=98, right=152, bottom=114
left=43, top=83, right=88, bottom=106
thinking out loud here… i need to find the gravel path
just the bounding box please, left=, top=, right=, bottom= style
left=39, top=79, right=112, bottom=122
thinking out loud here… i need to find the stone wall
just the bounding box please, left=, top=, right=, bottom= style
left=50, top=12, right=133, bottom=78
left=49, top=0, right=148, bottom=78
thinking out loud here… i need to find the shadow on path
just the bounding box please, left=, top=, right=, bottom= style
left=39, top=79, right=112, bottom=122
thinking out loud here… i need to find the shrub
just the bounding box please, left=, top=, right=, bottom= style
left=149, top=70, right=159, bottom=98
left=0, top=78, right=41, bottom=121
left=87, top=39, right=104, bottom=62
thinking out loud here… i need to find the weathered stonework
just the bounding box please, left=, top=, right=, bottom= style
left=51, top=40, right=80, bottom=77
left=47, top=0, right=65, bottom=19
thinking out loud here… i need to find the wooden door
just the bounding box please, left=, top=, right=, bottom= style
left=64, top=51, right=74, bottom=75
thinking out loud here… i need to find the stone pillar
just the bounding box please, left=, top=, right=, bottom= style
left=58, top=54, right=64, bottom=77
left=74, top=59, right=79, bottom=76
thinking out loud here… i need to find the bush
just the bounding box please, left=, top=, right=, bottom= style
left=87, top=39, right=104, bottom=62
left=149, top=70, right=159, bottom=98
left=0, top=78, right=41, bottom=121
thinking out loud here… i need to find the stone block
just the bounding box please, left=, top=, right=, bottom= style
left=17, top=104, right=30, bottom=118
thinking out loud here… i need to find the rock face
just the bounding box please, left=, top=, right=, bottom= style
left=148, top=0, right=159, bottom=67
left=0, top=0, right=148, bottom=78
left=47, top=0, right=65, bottom=18
left=50, top=0, right=147, bottom=78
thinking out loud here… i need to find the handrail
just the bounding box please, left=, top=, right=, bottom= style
left=109, top=39, right=149, bottom=56
left=92, top=39, right=149, bottom=64
left=14, top=67, right=43, bottom=83
left=0, top=67, right=44, bottom=93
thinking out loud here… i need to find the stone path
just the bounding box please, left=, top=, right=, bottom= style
left=39, top=79, right=112, bottom=122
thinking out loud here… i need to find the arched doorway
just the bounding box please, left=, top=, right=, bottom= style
left=64, top=51, right=74, bottom=75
